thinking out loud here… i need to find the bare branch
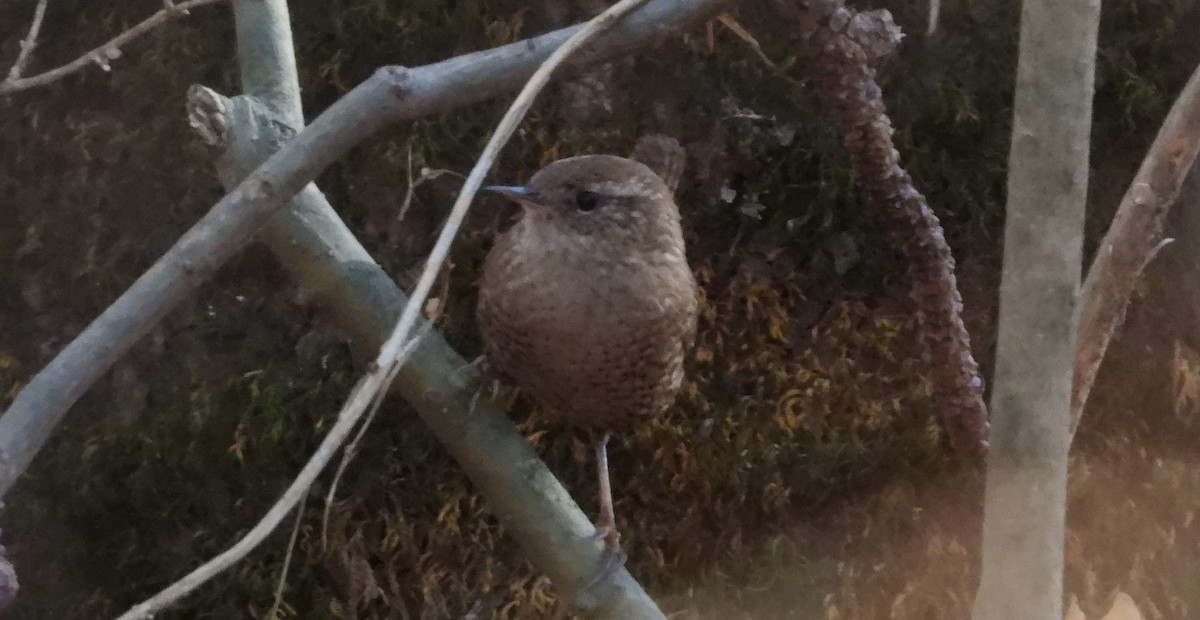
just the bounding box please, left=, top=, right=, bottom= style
left=0, top=0, right=226, bottom=95
left=0, top=0, right=730, bottom=499
left=231, top=0, right=300, bottom=124
left=97, top=0, right=723, bottom=616
left=1071, top=62, right=1200, bottom=435
left=973, top=0, right=1100, bottom=615
left=5, top=0, right=48, bottom=82
left=118, top=0, right=670, bottom=613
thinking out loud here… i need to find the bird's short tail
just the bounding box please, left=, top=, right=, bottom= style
left=630, top=134, right=686, bottom=194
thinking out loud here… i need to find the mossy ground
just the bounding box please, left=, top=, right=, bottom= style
left=1, top=0, right=1199, bottom=618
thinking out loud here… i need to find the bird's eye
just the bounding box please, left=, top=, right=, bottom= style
left=575, top=190, right=601, bottom=212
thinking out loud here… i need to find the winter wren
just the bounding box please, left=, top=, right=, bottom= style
left=476, top=135, right=698, bottom=570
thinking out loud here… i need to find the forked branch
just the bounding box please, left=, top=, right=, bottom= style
left=0, top=0, right=227, bottom=95
left=117, top=3, right=668, bottom=616
left=0, top=0, right=730, bottom=499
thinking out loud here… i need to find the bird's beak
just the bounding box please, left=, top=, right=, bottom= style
left=482, top=185, right=541, bottom=206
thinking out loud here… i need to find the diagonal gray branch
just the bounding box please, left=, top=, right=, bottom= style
left=0, top=0, right=728, bottom=614
left=1071, top=62, right=1200, bottom=434
left=0, top=0, right=727, bottom=499
left=172, top=0, right=679, bottom=615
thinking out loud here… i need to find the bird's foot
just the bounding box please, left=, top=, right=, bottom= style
left=582, top=522, right=627, bottom=591
left=463, top=356, right=505, bottom=415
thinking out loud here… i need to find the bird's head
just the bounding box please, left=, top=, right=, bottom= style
left=484, top=155, right=679, bottom=243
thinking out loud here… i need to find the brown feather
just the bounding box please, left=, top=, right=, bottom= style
left=477, top=153, right=698, bottom=430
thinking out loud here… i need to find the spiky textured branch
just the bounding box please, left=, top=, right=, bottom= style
left=782, top=0, right=988, bottom=455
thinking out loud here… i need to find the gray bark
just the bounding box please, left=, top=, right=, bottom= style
left=182, top=0, right=676, bottom=615
left=972, top=0, right=1101, bottom=618
left=1, top=0, right=728, bottom=615
left=0, top=0, right=729, bottom=499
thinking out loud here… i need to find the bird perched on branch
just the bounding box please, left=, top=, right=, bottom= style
left=476, top=134, right=698, bottom=575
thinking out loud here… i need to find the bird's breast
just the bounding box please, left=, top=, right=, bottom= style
left=477, top=238, right=697, bottom=428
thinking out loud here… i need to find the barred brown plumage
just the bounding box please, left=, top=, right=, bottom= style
left=476, top=135, right=697, bottom=578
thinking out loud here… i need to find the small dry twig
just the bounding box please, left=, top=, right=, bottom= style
left=5, top=0, right=49, bottom=82
left=320, top=319, right=437, bottom=551
left=395, top=144, right=463, bottom=235
left=0, top=0, right=225, bottom=95
left=115, top=0, right=657, bottom=616
left=265, top=504, right=305, bottom=620
left=716, top=13, right=776, bottom=69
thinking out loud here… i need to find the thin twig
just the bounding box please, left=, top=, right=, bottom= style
left=321, top=319, right=437, bottom=551
left=393, top=144, right=463, bottom=242
left=116, top=2, right=656, bottom=615
left=0, top=0, right=728, bottom=500
left=0, top=0, right=226, bottom=95
left=5, top=0, right=49, bottom=82
left=367, top=0, right=655, bottom=371
left=265, top=504, right=304, bottom=620
left=164, top=0, right=190, bottom=16
left=114, top=329, right=432, bottom=620
left=716, top=14, right=776, bottom=69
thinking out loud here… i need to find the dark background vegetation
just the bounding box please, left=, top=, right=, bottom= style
left=2, top=0, right=1200, bottom=617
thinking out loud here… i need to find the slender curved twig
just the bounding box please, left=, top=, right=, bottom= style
left=114, top=328, right=431, bottom=620
left=368, top=0, right=655, bottom=368
left=0, top=0, right=728, bottom=502
left=264, top=503, right=304, bottom=620
left=114, top=0, right=661, bottom=617
left=0, top=0, right=227, bottom=95
left=5, top=0, right=49, bottom=82
left=320, top=319, right=437, bottom=551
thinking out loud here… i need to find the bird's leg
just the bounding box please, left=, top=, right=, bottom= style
left=592, top=433, right=618, bottom=544
left=462, top=355, right=503, bottom=415
left=455, top=354, right=489, bottom=381
left=587, top=433, right=626, bottom=582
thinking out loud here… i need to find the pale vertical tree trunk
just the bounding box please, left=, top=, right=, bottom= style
left=972, top=0, right=1101, bottom=618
